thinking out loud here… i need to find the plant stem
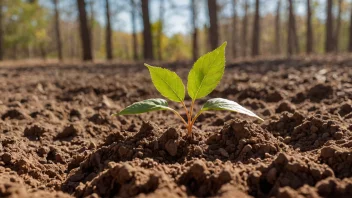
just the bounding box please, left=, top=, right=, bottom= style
left=187, top=124, right=192, bottom=136
left=189, top=100, right=195, bottom=118
left=191, top=111, right=202, bottom=126
left=170, top=109, right=188, bottom=127
left=180, top=101, right=193, bottom=136
left=186, top=100, right=196, bottom=136
left=181, top=101, right=190, bottom=121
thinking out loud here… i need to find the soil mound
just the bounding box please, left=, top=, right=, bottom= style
left=249, top=153, right=334, bottom=197
left=206, top=119, right=282, bottom=161
left=307, top=84, right=334, bottom=102
left=320, top=144, right=352, bottom=178
left=72, top=161, right=182, bottom=198
left=277, top=177, right=352, bottom=198
left=265, top=112, right=348, bottom=151
left=0, top=136, right=66, bottom=189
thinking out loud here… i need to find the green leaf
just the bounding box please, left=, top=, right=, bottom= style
left=113, top=98, right=173, bottom=116
left=187, top=42, right=227, bottom=100
left=200, top=98, right=264, bottom=121
left=145, top=64, right=185, bottom=102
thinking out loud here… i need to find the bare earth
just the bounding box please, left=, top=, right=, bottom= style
left=0, top=57, right=351, bottom=198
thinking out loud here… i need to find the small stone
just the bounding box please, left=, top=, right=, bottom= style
left=218, top=170, right=232, bottom=183
left=55, top=153, right=66, bottom=164
left=275, top=153, right=289, bottom=165
left=283, top=136, right=291, bottom=144
left=36, top=83, right=44, bottom=93
left=163, top=128, right=179, bottom=140
left=118, top=146, right=130, bottom=157
left=219, top=148, right=229, bottom=158
left=1, top=153, right=12, bottom=164
left=102, top=95, right=115, bottom=108
left=193, top=146, right=203, bottom=156
left=333, top=132, right=343, bottom=140
left=189, top=160, right=207, bottom=178
left=320, top=147, right=335, bottom=158
left=322, top=132, right=330, bottom=139
left=165, top=140, right=178, bottom=156
left=241, top=144, right=252, bottom=154
left=266, top=167, right=277, bottom=184
left=135, top=151, right=143, bottom=158
left=338, top=103, right=352, bottom=117
left=116, top=165, right=133, bottom=183
left=88, top=141, right=96, bottom=149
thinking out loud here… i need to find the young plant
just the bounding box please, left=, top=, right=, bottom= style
left=113, top=42, right=263, bottom=136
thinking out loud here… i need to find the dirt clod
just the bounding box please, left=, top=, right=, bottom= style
left=24, top=124, right=47, bottom=140
left=307, top=84, right=334, bottom=102
left=56, top=124, right=82, bottom=139
left=2, top=109, right=27, bottom=120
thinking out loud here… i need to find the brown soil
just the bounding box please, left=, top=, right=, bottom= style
left=0, top=57, right=351, bottom=198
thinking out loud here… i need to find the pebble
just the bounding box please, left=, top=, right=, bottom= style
left=218, top=148, right=229, bottom=158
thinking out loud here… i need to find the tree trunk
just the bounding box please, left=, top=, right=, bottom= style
left=349, top=3, right=352, bottom=52
left=231, top=0, right=237, bottom=58
left=287, top=0, right=293, bottom=55
left=88, top=0, right=94, bottom=56
left=275, top=0, right=281, bottom=54
left=69, top=25, right=75, bottom=58
left=334, top=0, right=342, bottom=52
left=39, top=43, right=47, bottom=60
left=191, top=0, right=198, bottom=61
left=325, top=0, right=333, bottom=53
left=251, top=0, right=260, bottom=57
left=105, top=0, right=113, bottom=60
left=141, top=0, right=154, bottom=60
left=53, top=0, right=63, bottom=61
left=306, top=0, right=313, bottom=54
left=77, top=0, right=93, bottom=60
left=13, top=45, right=17, bottom=60
left=157, top=0, right=164, bottom=60
left=292, top=3, right=299, bottom=54
left=242, top=0, right=248, bottom=57
left=0, top=0, right=4, bottom=61
left=207, top=0, right=219, bottom=50
left=0, top=0, right=3, bottom=60
left=27, top=44, right=32, bottom=59
left=130, top=0, right=138, bottom=60
left=287, top=0, right=299, bottom=55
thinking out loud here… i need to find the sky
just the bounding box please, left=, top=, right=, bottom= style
left=39, top=0, right=331, bottom=37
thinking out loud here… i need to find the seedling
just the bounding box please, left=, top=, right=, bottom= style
left=113, top=42, right=263, bottom=136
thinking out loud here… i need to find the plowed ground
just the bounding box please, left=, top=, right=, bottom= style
left=0, top=58, right=351, bottom=198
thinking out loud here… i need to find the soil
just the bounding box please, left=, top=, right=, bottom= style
left=0, top=57, right=351, bottom=198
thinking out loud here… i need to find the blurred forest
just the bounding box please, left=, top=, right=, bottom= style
left=0, top=0, right=352, bottom=62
